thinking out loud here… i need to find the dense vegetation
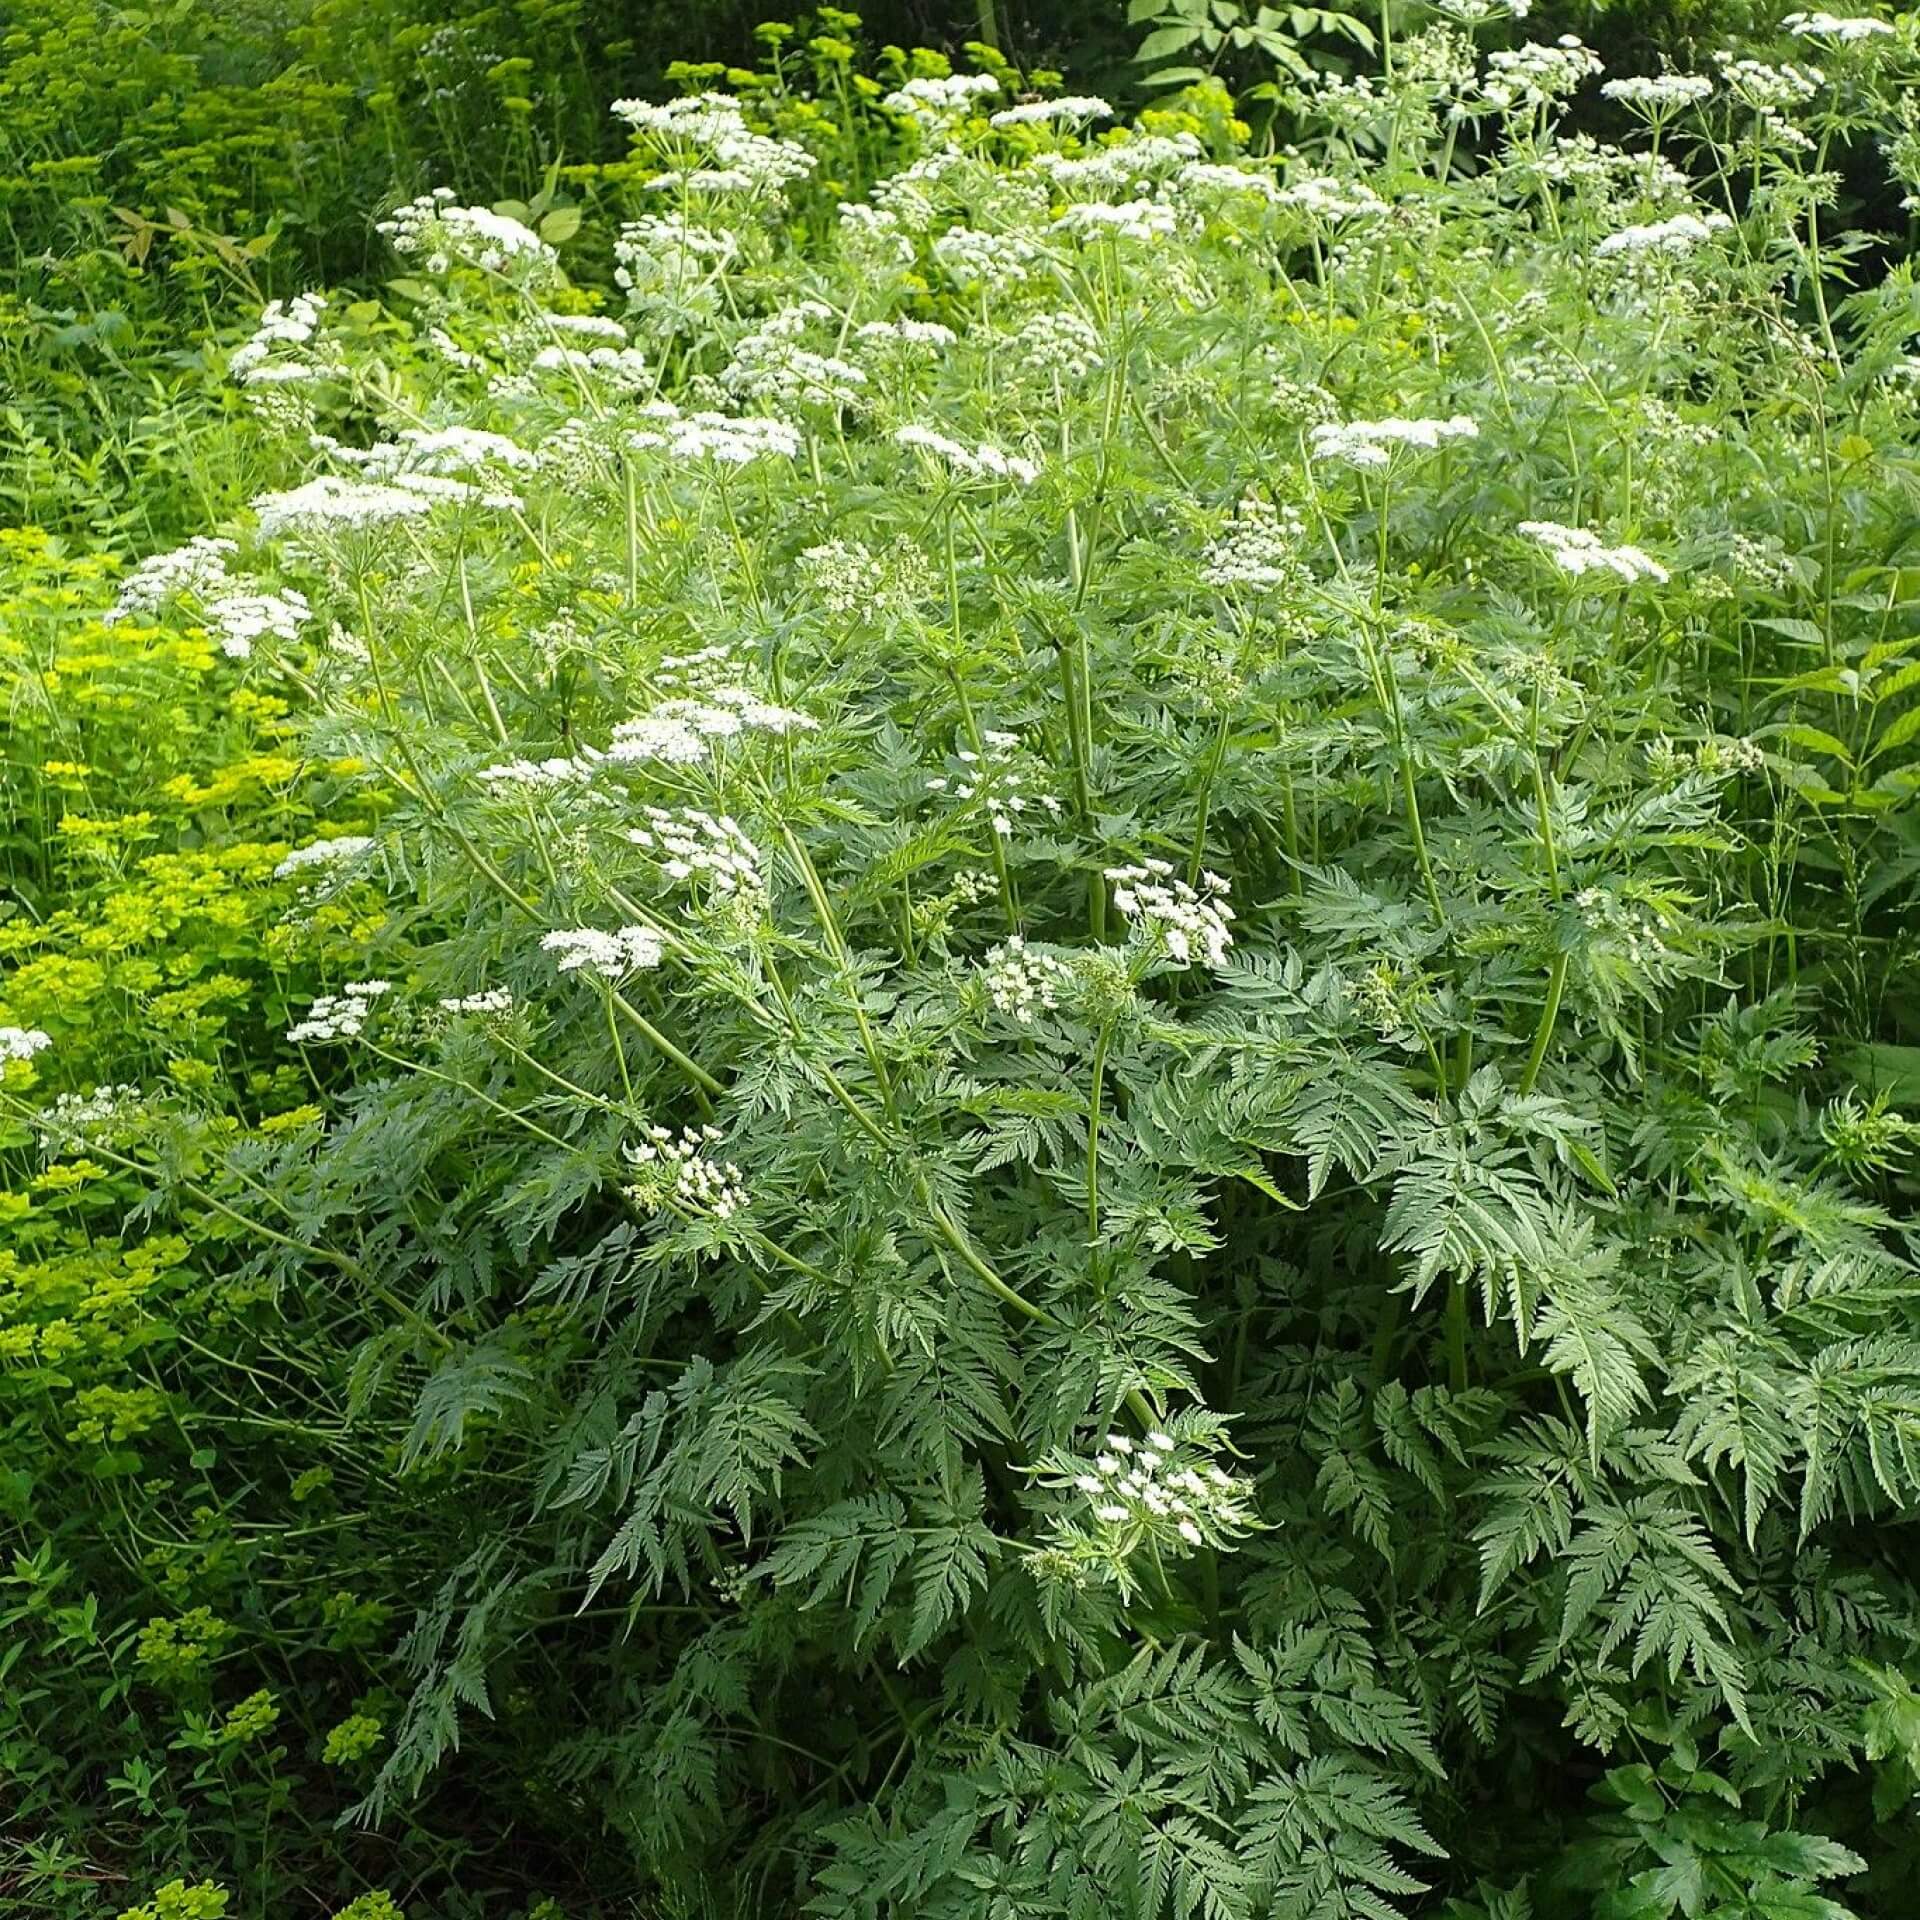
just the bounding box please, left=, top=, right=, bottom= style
left=5, top=4, right=1920, bottom=1917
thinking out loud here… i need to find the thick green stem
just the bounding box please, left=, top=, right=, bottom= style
left=1520, top=951, right=1569, bottom=1095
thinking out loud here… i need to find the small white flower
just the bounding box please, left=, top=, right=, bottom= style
left=603, top=690, right=816, bottom=770
left=881, top=73, right=1002, bottom=122
left=894, top=426, right=1039, bottom=486
left=1105, top=860, right=1236, bottom=969
left=624, top=1124, right=750, bottom=1218
left=1600, top=74, right=1714, bottom=111
left=1782, top=10, right=1894, bottom=42
left=1201, top=494, right=1305, bottom=590
left=1051, top=199, right=1179, bottom=244
left=541, top=926, right=665, bottom=979
left=1518, top=521, right=1670, bottom=584
left=989, top=95, right=1113, bottom=129
left=1, top=1026, right=53, bottom=1064
left=104, top=537, right=238, bottom=624
left=1594, top=211, right=1731, bottom=259
left=287, top=981, right=389, bottom=1045
left=276, top=836, right=375, bottom=879
left=251, top=476, right=437, bottom=537
left=1309, top=415, right=1479, bottom=470
left=1276, top=175, right=1389, bottom=221
left=981, top=939, right=1074, bottom=1022
left=439, top=988, right=516, bottom=1016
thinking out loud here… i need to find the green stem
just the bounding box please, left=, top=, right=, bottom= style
left=1520, top=951, right=1569, bottom=1094
left=1086, top=1024, right=1112, bottom=1242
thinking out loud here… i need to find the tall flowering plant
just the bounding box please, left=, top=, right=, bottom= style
left=20, top=14, right=1920, bottom=1913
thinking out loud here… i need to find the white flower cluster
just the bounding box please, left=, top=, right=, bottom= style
left=105, top=536, right=238, bottom=623
left=604, top=688, right=818, bottom=768
left=894, top=425, right=1039, bottom=486
left=205, top=586, right=312, bottom=659
left=1730, top=532, right=1797, bottom=590
left=837, top=201, right=915, bottom=271
left=722, top=305, right=866, bottom=411
left=1201, top=494, right=1306, bottom=590
left=981, top=938, right=1074, bottom=1022
left=251, top=477, right=436, bottom=539
left=612, top=92, right=815, bottom=196
left=1107, top=861, right=1236, bottom=968
left=628, top=409, right=803, bottom=465
left=540, top=926, right=665, bottom=978
left=304, top=425, right=536, bottom=513
left=1516, top=133, right=1676, bottom=203
left=476, top=753, right=598, bottom=789
left=931, top=225, right=1042, bottom=288
left=1175, top=161, right=1283, bottom=208
left=1600, top=74, right=1714, bottom=111
left=229, top=294, right=337, bottom=387
left=1713, top=52, right=1825, bottom=114
left=1477, top=36, right=1605, bottom=111
left=34, top=1083, right=143, bottom=1145
left=614, top=213, right=739, bottom=311
left=1277, top=174, right=1389, bottom=221
left=288, top=980, right=390, bottom=1044
left=1, top=1026, right=53, bottom=1065
left=1518, top=521, right=1670, bottom=583
left=275, top=835, right=375, bottom=880
left=627, top=1124, right=748, bottom=1219
left=377, top=189, right=557, bottom=279
left=1309, top=414, right=1480, bottom=469
left=1052, top=199, right=1179, bottom=244
left=927, top=729, right=1063, bottom=837
left=1783, top=11, right=1894, bottom=43
left=1013, top=310, right=1104, bottom=382
left=854, top=317, right=958, bottom=358
left=528, top=343, right=654, bottom=395
left=1031, top=132, right=1201, bottom=198
left=439, top=988, right=516, bottom=1016
left=1594, top=210, right=1732, bottom=259
left=628, top=808, right=763, bottom=896
left=799, top=539, right=887, bottom=615
left=541, top=314, right=631, bottom=343
left=1045, top=1426, right=1256, bottom=1572
left=101, top=534, right=308, bottom=656
left=990, top=95, right=1113, bottom=129
left=880, top=73, right=1001, bottom=124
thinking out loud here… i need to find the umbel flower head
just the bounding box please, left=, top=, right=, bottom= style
left=288, top=982, right=390, bottom=1044
left=624, top=1125, right=749, bottom=1220
left=1, top=1026, right=53, bottom=1065
left=541, top=927, right=665, bottom=980
left=1309, top=415, right=1479, bottom=469
left=1518, top=521, right=1671, bottom=583
left=1106, top=861, right=1236, bottom=968
left=1030, top=1419, right=1258, bottom=1599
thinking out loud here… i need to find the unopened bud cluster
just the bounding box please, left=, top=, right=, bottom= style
left=981, top=938, right=1075, bottom=1022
